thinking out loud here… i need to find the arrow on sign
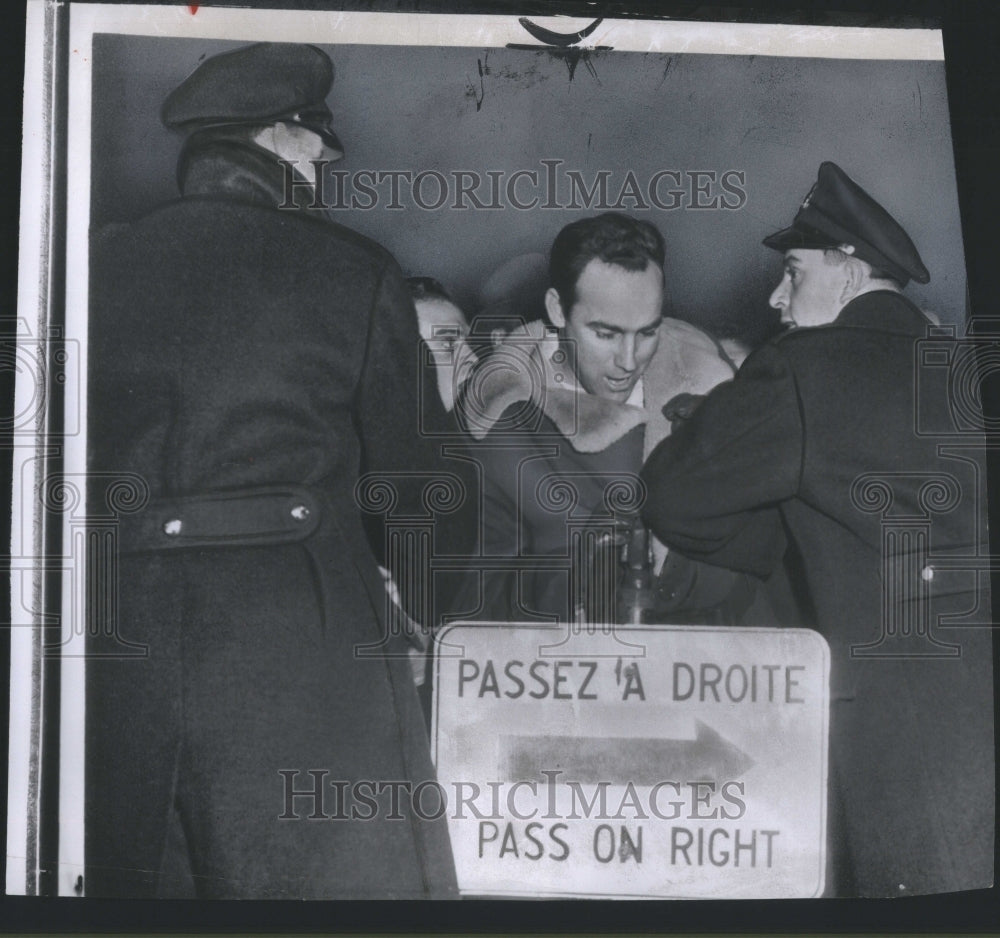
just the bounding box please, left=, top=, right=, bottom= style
left=501, top=721, right=754, bottom=786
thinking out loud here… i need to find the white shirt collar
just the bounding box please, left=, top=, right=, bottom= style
left=625, top=377, right=644, bottom=408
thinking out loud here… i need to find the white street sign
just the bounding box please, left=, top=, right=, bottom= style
left=432, top=624, right=829, bottom=899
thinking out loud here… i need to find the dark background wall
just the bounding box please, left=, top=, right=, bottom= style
left=91, top=33, right=966, bottom=343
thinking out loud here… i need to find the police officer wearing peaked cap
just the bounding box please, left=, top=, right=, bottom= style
left=163, top=42, right=345, bottom=202
left=86, top=42, right=468, bottom=898
left=641, top=161, right=993, bottom=895
left=761, top=160, right=928, bottom=285
left=162, top=42, right=342, bottom=148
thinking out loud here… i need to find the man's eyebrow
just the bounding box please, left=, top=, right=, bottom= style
left=586, top=320, right=624, bottom=333
left=587, top=316, right=662, bottom=333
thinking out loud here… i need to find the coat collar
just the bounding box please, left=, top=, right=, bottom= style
left=177, top=132, right=330, bottom=217
left=457, top=319, right=649, bottom=452
left=458, top=318, right=735, bottom=454
left=834, top=289, right=934, bottom=336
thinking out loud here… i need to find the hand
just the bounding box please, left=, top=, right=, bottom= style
left=662, top=392, right=705, bottom=428
left=409, top=645, right=428, bottom=687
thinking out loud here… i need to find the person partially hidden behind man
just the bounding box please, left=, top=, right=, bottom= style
left=87, top=43, right=465, bottom=899
left=452, top=212, right=760, bottom=626
left=407, top=276, right=479, bottom=415
left=640, top=161, right=993, bottom=896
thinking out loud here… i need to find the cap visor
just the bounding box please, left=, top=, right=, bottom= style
left=316, top=127, right=344, bottom=160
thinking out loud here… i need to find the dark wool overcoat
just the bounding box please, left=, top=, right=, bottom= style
left=85, top=139, right=462, bottom=898
left=641, top=290, right=993, bottom=897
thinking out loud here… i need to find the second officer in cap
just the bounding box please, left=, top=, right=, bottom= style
left=87, top=43, right=466, bottom=898
left=639, top=162, right=992, bottom=896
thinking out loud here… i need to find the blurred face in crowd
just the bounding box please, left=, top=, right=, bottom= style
left=413, top=296, right=479, bottom=412
left=546, top=258, right=663, bottom=403
left=769, top=249, right=850, bottom=329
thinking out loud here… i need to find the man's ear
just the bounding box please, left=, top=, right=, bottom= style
left=839, top=256, right=867, bottom=305
left=256, top=122, right=324, bottom=165
left=545, top=287, right=567, bottom=328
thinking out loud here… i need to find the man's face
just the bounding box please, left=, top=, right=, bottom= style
left=413, top=296, right=479, bottom=412
left=549, top=258, right=664, bottom=403
left=769, top=249, right=849, bottom=328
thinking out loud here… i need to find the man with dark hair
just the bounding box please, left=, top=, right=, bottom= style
left=87, top=42, right=461, bottom=899
left=544, top=213, right=666, bottom=405
left=547, top=211, right=667, bottom=325
left=640, top=161, right=993, bottom=895
left=455, top=213, right=741, bottom=625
